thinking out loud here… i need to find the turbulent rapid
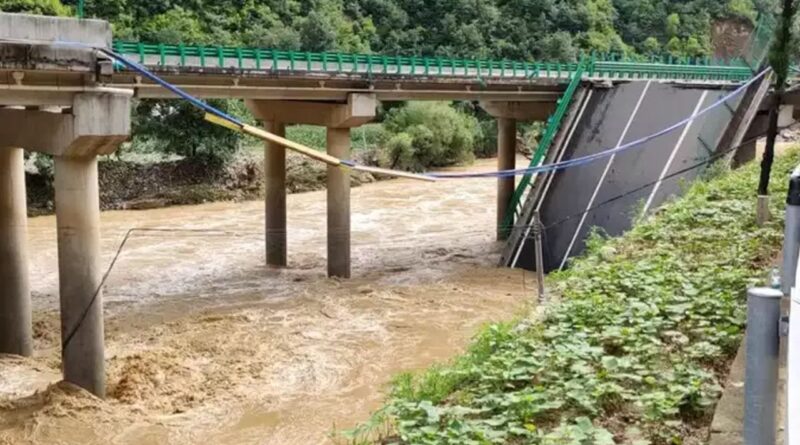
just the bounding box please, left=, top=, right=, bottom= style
left=0, top=158, right=532, bottom=445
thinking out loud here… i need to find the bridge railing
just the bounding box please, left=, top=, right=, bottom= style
left=111, top=40, right=754, bottom=83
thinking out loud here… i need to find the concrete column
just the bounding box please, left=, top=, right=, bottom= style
left=264, top=121, right=287, bottom=267
left=54, top=155, right=104, bottom=397
left=0, top=147, right=32, bottom=356
left=497, top=118, right=517, bottom=240
left=327, top=127, right=351, bottom=278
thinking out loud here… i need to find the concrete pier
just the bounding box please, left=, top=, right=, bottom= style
left=327, top=128, right=351, bottom=278
left=0, top=147, right=32, bottom=356
left=54, top=155, right=105, bottom=397
left=497, top=118, right=517, bottom=240
left=247, top=94, right=376, bottom=277
left=264, top=121, right=287, bottom=267
left=479, top=101, right=553, bottom=241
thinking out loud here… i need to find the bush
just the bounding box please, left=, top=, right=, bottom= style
left=381, top=102, right=478, bottom=171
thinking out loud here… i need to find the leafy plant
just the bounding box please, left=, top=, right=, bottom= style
left=382, top=102, right=478, bottom=171
left=351, top=148, right=799, bottom=444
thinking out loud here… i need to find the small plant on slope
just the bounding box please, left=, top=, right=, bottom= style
left=354, top=148, right=799, bottom=445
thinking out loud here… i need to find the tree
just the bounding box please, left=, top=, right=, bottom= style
left=758, top=0, right=797, bottom=221
left=131, top=99, right=249, bottom=160
left=0, top=0, right=69, bottom=15
left=666, top=13, right=681, bottom=37
left=140, top=8, right=208, bottom=44
left=643, top=36, right=661, bottom=54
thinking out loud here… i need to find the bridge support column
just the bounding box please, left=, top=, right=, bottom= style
left=55, top=155, right=105, bottom=397
left=246, top=94, right=376, bottom=278
left=264, top=121, right=287, bottom=267
left=479, top=101, right=555, bottom=241
left=497, top=118, right=517, bottom=241
left=0, top=147, right=32, bottom=357
left=327, top=128, right=351, bottom=278
left=0, top=92, right=131, bottom=397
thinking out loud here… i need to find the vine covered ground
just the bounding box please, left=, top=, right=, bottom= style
left=354, top=149, right=798, bottom=445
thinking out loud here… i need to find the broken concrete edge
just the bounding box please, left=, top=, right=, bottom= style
left=0, top=91, right=132, bottom=157
left=0, top=12, right=111, bottom=48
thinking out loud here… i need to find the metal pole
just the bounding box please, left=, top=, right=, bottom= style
left=533, top=210, right=545, bottom=303
left=783, top=166, right=800, bottom=294
left=744, top=287, right=783, bottom=445
left=787, top=286, right=800, bottom=445
left=77, top=0, right=84, bottom=18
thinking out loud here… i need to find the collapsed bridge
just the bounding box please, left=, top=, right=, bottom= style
left=0, top=11, right=784, bottom=399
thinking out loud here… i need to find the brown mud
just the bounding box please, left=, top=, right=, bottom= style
left=1, top=157, right=532, bottom=445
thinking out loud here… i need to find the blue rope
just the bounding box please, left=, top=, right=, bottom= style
left=96, top=47, right=244, bottom=126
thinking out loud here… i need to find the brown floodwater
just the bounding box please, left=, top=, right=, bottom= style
left=0, top=158, right=533, bottom=445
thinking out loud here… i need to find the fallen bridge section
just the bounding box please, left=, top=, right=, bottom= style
left=503, top=79, right=755, bottom=272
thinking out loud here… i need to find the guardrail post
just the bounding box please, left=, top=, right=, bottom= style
left=788, top=285, right=799, bottom=444
left=783, top=167, right=800, bottom=294
left=744, top=287, right=783, bottom=445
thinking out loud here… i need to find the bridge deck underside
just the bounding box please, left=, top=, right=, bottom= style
left=110, top=67, right=566, bottom=101
left=509, top=82, right=740, bottom=272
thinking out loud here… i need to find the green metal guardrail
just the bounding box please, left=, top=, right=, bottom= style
left=111, top=40, right=754, bottom=82
left=499, top=58, right=588, bottom=237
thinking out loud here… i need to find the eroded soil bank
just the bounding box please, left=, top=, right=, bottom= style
left=26, top=151, right=379, bottom=216
left=1, top=158, right=531, bottom=445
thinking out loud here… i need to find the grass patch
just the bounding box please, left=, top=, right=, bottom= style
left=349, top=148, right=798, bottom=444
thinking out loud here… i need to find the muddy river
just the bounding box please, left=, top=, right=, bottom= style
left=0, top=158, right=533, bottom=444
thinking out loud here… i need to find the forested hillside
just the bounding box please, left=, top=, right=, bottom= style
left=2, top=0, right=774, bottom=61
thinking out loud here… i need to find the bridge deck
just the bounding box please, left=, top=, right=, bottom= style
left=107, top=41, right=753, bottom=101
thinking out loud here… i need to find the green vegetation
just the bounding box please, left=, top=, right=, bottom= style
left=242, top=104, right=483, bottom=172
left=381, top=102, right=479, bottom=171
left=347, top=150, right=797, bottom=444
left=2, top=0, right=770, bottom=58
left=280, top=124, right=388, bottom=154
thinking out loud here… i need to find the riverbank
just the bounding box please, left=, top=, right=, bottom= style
left=25, top=151, right=381, bottom=216
left=360, top=149, right=798, bottom=444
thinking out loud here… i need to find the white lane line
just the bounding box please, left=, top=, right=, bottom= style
left=642, top=90, right=709, bottom=214
left=510, top=89, right=595, bottom=268
left=558, top=80, right=652, bottom=271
